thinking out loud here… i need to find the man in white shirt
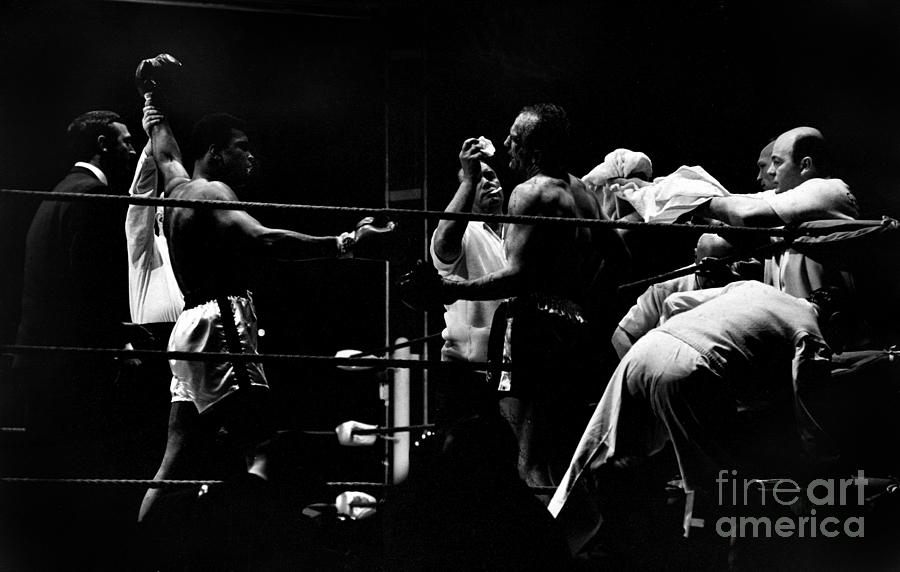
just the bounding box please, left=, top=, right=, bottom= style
left=126, top=141, right=184, bottom=326
left=123, top=116, right=187, bottom=480
left=700, top=126, right=858, bottom=299
left=429, top=137, right=507, bottom=421
left=550, top=281, right=851, bottom=555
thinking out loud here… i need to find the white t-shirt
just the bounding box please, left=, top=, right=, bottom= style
left=755, top=178, right=859, bottom=298
left=659, top=280, right=828, bottom=381
left=759, top=178, right=857, bottom=224
left=430, top=222, right=506, bottom=362
left=617, top=273, right=699, bottom=342
left=125, top=149, right=184, bottom=324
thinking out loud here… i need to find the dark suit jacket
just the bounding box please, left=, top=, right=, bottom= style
left=15, top=166, right=129, bottom=351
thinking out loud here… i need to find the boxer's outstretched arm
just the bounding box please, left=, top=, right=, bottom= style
left=196, top=183, right=340, bottom=260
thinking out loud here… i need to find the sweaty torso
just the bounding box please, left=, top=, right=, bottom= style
left=164, top=178, right=251, bottom=300
left=507, top=173, right=600, bottom=303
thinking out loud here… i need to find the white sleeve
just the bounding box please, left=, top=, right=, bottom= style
left=760, top=178, right=858, bottom=224
left=658, top=282, right=746, bottom=324
left=125, top=149, right=160, bottom=262
left=125, top=150, right=160, bottom=322
left=617, top=285, right=665, bottom=339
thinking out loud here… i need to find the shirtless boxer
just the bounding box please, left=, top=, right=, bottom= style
left=135, top=54, right=394, bottom=521
left=425, top=103, right=628, bottom=488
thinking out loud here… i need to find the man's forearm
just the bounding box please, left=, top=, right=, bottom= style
left=444, top=265, right=524, bottom=301
left=150, top=121, right=182, bottom=171
left=254, top=227, right=341, bottom=260
left=432, top=178, right=476, bottom=263
left=705, top=196, right=781, bottom=227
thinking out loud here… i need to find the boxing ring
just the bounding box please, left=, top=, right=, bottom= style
left=0, top=187, right=898, bottom=546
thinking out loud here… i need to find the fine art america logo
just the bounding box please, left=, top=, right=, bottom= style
left=713, top=470, right=868, bottom=539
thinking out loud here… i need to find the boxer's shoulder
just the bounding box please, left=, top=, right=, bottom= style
left=169, top=178, right=237, bottom=202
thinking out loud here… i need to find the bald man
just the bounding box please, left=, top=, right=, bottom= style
left=699, top=126, right=858, bottom=298
left=611, top=233, right=742, bottom=359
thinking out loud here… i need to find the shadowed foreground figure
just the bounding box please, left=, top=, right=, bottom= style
left=386, top=414, right=574, bottom=571
left=138, top=431, right=350, bottom=572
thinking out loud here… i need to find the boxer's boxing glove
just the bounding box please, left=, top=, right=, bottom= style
left=135, top=53, right=182, bottom=99
left=336, top=216, right=397, bottom=259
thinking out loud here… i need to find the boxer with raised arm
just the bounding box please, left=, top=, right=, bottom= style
left=135, top=54, right=394, bottom=521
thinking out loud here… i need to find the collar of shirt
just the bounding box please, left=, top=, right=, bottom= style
left=482, top=221, right=504, bottom=240
left=74, top=161, right=108, bottom=186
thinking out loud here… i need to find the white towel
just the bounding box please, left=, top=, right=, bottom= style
left=583, top=148, right=653, bottom=188
left=612, top=165, right=731, bottom=223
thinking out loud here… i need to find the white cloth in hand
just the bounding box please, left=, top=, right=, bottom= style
left=583, top=148, right=653, bottom=188
left=612, top=165, right=731, bottom=223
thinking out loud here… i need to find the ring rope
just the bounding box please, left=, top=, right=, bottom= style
left=0, top=477, right=224, bottom=488
left=0, top=476, right=559, bottom=494
left=0, top=188, right=800, bottom=237
left=617, top=237, right=790, bottom=293
left=0, top=477, right=382, bottom=489
left=352, top=423, right=436, bottom=436
left=352, top=332, right=444, bottom=358
left=300, top=424, right=436, bottom=437
left=0, top=344, right=502, bottom=372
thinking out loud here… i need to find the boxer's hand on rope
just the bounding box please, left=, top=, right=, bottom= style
left=337, top=217, right=398, bottom=260
left=396, top=259, right=446, bottom=311
left=335, top=491, right=377, bottom=520
left=335, top=421, right=378, bottom=447
left=135, top=53, right=182, bottom=102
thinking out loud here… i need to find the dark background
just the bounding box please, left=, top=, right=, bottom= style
left=1, top=0, right=899, bottom=478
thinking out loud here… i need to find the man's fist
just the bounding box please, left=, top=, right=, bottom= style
left=338, top=216, right=398, bottom=260
left=135, top=53, right=182, bottom=99
left=396, top=259, right=447, bottom=311
left=459, top=138, right=485, bottom=182
left=142, top=104, right=165, bottom=136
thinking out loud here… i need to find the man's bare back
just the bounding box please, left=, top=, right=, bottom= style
left=504, top=172, right=601, bottom=303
